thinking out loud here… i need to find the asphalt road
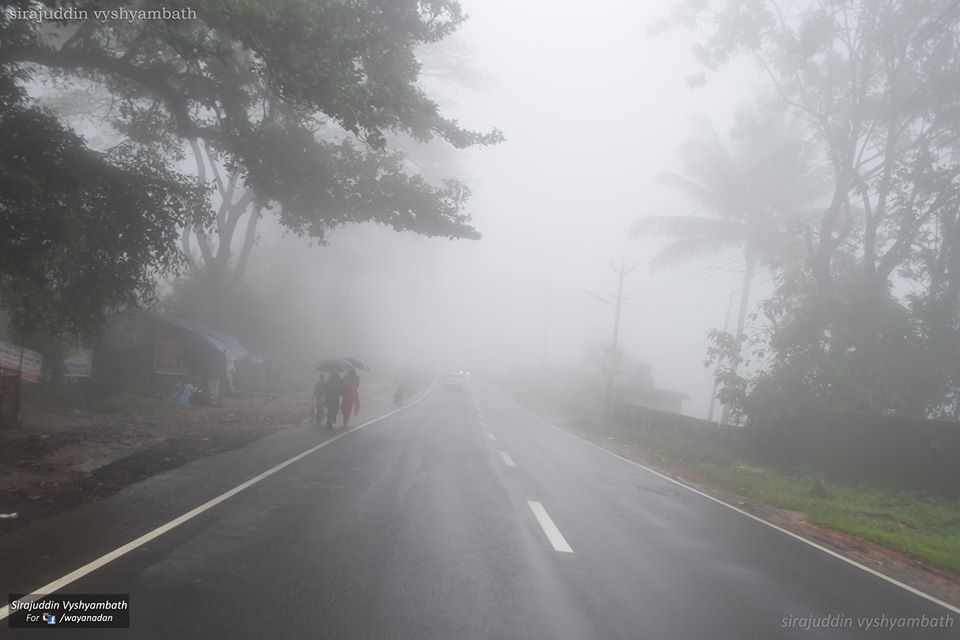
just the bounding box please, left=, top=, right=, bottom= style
left=1, top=381, right=957, bottom=639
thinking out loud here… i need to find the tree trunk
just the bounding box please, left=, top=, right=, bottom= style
left=708, top=292, right=735, bottom=423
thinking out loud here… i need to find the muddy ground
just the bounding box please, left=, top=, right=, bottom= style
left=0, top=393, right=310, bottom=535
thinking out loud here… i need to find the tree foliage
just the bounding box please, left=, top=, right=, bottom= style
left=0, top=75, right=207, bottom=336
left=632, top=112, right=828, bottom=421
left=0, top=0, right=501, bottom=335
left=665, top=0, right=960, bottom=418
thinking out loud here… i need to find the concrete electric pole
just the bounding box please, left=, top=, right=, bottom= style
left=604, top=259, right=635, bottom=423
left=589, top=259, right=636, bottom=423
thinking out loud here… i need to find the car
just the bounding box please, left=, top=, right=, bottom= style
left=443, top=373, right=464, bottom=391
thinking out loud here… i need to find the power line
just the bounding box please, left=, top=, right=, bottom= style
left=637, top=231, right=802, bottom=297
left=668, top=275, right=778, bottom=313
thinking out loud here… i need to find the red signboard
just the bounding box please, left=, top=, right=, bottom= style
left=0, top=341, right=43, bottom=383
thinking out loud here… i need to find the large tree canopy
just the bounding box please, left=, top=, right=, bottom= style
left=0, top=75, right=207, bottom=336
left=0, top=0, right=501, bottom=334
left=662, top=0, right=960, bottom=418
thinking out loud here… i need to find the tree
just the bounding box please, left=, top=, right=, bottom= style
left=177, top=139, right=263, bottom=327
left=0, top=0, right=502, bottom=330
left=631, top=114, right=827, bottom=418
left=0, top=74, right=207, bottom=337
left=0, top=0, right=500, bottom=230
left=660, top=0, right=960, bottom=418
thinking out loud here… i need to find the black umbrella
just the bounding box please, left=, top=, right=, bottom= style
left=314, top=358, right=370, bottom=374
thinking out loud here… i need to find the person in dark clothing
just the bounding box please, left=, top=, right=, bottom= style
left=323, top=372, right=344, bottom=429
left=341, top=367, right=361, bottom=427
left=312, top=377, right=326, bottom=426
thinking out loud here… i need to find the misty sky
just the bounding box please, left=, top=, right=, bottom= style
left=251, top=0, right=775, bottom=418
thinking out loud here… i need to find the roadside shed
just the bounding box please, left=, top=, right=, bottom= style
left=97, top=310, right=263, bottom=398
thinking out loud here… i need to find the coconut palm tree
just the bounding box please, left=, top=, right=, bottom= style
left=632, top=116, right=829, bottom=420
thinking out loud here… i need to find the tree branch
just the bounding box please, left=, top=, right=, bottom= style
left=0, top=46, right=222, bottom=142
left=188, top=139, right=216, bottom=267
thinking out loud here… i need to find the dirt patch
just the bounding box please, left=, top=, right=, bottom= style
left=0, top=393, right=310, bottom=535
left=571, top=427, right=960, bottom=610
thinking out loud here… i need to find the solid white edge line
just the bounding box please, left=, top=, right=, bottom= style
left=519, top=405, right=960, bottom=615
left=528, top=500, right=573, bottom=553
left=499, top=451, right=517, bottom=467
left=0, top=381, right=436, bottom=621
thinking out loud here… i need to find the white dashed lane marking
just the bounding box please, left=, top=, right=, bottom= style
left=528, top=501, right=573, bottom=553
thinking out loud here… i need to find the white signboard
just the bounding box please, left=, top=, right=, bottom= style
left=0, top=341, right=43, bottom=383
left=63, top=349, right=94, bottom=378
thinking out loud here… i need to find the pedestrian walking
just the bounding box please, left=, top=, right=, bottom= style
left=323, top=372, right=344, bottom=429
left=312, top=376, right=326, bottom=426
left=341, top=367, right=361, bottom=426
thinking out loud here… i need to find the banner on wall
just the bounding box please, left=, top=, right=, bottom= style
left=0, top=341, right=43, bottom=383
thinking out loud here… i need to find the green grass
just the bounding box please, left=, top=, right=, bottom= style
left=573, top=419, right=960, bottom=574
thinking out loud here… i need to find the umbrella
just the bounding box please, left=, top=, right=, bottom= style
left=341, top=357, right=370, bottom=371
left=314, top=358, right=370, bottom=374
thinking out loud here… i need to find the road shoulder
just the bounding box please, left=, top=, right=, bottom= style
left=521, top=405, right=960, bottom=612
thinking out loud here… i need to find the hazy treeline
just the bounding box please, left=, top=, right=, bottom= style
left=634, top=0, right=960, bottom=422
left=0, top=0, right=498, bottom=387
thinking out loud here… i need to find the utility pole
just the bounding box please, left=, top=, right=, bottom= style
left=604, top=259, right=635, bottom=423
left=708, top=292, right=735, bottom=423
left=587, top=259, right=635, bottom=423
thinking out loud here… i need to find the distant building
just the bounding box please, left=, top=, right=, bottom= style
left=622, top=388, right=690, bottom=415
left=578, top=343, right=690, bottom=416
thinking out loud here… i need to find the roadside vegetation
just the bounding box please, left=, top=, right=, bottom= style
left=569, top=418, right=960, bottom=575
left=637, top=2, right=960, bottom=424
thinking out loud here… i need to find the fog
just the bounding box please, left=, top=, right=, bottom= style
left=1, top=1, right=838, bottom=420
left=5, top=2, right=960, bottom=629
left=237, top=0, right=764, bottom=418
